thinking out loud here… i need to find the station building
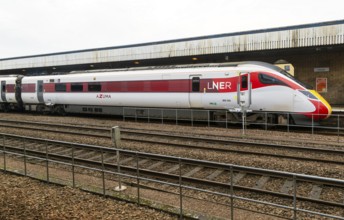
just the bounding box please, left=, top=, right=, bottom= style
left=0, top=20, right=343, bottom=105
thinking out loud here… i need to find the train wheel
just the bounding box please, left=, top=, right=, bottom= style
left=36, top=105, right=45, bottom=114
left=1, top=104, right=9, bottom=112
left=54, top=105, right=66, bottom=116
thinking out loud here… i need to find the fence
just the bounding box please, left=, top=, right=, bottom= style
left=121, top=107, right=344, bottom=141
left=0, top=135, right=343, bottom=219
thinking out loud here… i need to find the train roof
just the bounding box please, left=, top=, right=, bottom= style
left=69, top=61, right=280, bottom=74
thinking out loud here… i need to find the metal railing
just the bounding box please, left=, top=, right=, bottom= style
left=121, top=107, right=344, bottom=141
left=0, top=136, right=343, bottom=219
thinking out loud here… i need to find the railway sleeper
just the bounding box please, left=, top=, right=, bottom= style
left=254, top=176, right=270, bottom=189
left=308, top=184, right=322, bottom=200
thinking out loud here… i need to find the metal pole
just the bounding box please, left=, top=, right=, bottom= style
left=176, top=109, right=178, bottom=125
left=242, top=110, right=246, bottom=136
left=136, top=152, right=140, bottom=206
left=208, top=110, right=210, bottom=127
left=72, top=145, right=75, bottom=188
left=161, top=109, right=164, bottom=125
left=191, top=110, right=193, bottom=127
left=230, top=166, right=234, bottom=220
left=179, top=157, right=183, bottom=219
left=265, top=112, right=267, bottom=131
left=338, top=115, right=340, bottom=143
left=311, top=114, right=314, bottom=135
left=101, top=149, right=105, bottom=196
left=226, top=111, right=228, bottom=129
left=287, top=113, right=290, bottom=132
left=46, top=141, right=49, bottom=183
left=117, top=150, right=122, bottom=190
left=3, top=135, right=6, bottom=171
left=24, top=140, right=27, bottom=176
left=148, top=109, right=150, bottom=123
left=293, top=175, right=297, bottom=220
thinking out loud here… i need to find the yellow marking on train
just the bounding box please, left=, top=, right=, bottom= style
left=309, top=90, right=332, bottom=118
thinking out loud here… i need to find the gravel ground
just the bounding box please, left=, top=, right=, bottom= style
left=0, top=171, right=174, bottom=220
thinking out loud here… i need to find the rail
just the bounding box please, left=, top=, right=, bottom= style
left=0, top=134, right=343, bottom=219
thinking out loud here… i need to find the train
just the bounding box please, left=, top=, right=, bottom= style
left=0, top=61, right=332, bottom=125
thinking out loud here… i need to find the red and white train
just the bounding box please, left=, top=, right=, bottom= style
left=0, top=61, right=332, bottom=125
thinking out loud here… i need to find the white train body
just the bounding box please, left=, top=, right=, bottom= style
left=0, top=62, right=332, bottom=124
left=0, top=77, right=17, bottom=103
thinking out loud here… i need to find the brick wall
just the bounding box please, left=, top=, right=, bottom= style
left=290, top=50, right=344, bottom=105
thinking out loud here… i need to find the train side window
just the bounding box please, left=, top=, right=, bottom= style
left=259, top=73, right=288, bottom=86
left=38, top=84, right=43, bottom=92
left=71, top=83, right=83, bottom=92
left=88, top=83, right=101, bottom=92
left=55, top=83, right=66, bottom=92
left=2, top=85, right=5, bottom=92
left=192, top=77, right=200, bottom=92
left=241, top=75, right=248, bottom=89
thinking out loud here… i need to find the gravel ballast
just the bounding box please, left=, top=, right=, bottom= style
left=1, top=113, right=343, bottom=219
left=0, top=172, right=174, bottom=220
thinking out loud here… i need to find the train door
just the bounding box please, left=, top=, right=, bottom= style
left=237, top=73, right=252, bottom=108
left=1, top=81, right=6, bottom=102
left=37, top=80, right=44, bottom=103
left=189, top=75, right=202, bottom=108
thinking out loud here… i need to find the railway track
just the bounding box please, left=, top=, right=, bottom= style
left=0, top=119, right=344, bottom=167
left=1, top=133, right=344, bottom=219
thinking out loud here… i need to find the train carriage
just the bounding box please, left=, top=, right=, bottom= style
left=0, top=62, right=332, bottom=125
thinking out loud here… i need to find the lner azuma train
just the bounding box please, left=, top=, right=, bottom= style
left=0, top=61, right=332, bottom=125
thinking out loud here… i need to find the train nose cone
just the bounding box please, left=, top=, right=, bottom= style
left=309, top=90, right=332, bottom=119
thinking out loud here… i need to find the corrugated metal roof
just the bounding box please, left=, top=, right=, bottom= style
left=1, top=19, right=344, bottom=71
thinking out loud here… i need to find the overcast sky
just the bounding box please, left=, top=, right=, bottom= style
left=0, top=0, right=343, bottom=59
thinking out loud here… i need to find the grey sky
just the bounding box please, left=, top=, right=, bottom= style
left=0, top=0, right=343, bottom=59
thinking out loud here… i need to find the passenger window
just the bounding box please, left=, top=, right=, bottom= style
left=55, top=83, right=66, bottom=92
left=88, top=83, right=102, bottom=92
left=2, top=85, right=5, bottom=92
left=192, top=77, right=200, bottom=92
left=38, top=85, right=43, bottom=92
left=71, top=83, right=83, bottom=92
left=241, top=75, right=248, bottom=89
